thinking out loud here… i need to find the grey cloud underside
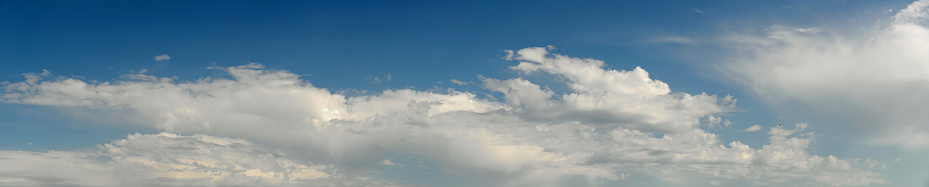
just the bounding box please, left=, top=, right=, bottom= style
left=0, top=46, right=886, bottom=186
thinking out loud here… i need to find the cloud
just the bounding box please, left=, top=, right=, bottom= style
left=744, top=125, right=762, bottom=132
left=0, top=48, right=885, bottom=186
left=651, top=36, right=696, bottom=44
left=153, top=54, right=171, bottom=61
left=450, top=79, right=469, bottom=85
left=379, top=159, right=396, bottom=166
left=0, top=133, right=380, bottom=186
left=692, top=7, right=704, bottom=14
left=499, top=47, right=734, bottom=133
left=367, top=73, right=391, bottom=83
left=719, top=0, right=929, bottom=150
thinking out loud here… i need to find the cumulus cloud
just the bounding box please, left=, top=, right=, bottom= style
left=497, top=47, right=734, bottom=133
left=0, top=47, right=885, bottom=186
left=720, top=0, right=929, bottom=150
left=154, top=54, right=171, bottom=61
left=744, top=125, right=762, bottom=132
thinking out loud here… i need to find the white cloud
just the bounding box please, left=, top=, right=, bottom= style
left=0, top=48, right=885, bottom=186
left=0, top=133, right=379, bottom=186
left=450, top=79, right=469, bottom=85
left=379, top=159, right=396, bottom=166
left=744, top=124, right=762, bottom=132
left=720, top=0, right=929, bottom=150
left=499, top=47, right=734, bottom=133
left=154, top=54, right=171, bottom=61
left=691, top=7, right=704, bottom=14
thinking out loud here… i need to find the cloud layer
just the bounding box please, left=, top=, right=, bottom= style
left=1, top=47, right=885, bottom=186
left=0, top=133, right=379, bottom=187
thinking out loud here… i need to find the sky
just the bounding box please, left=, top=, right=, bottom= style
left=1, top=0, right=928, bottom=186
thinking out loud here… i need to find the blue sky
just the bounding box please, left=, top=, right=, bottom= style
left=2, top=0, right=928, bottom=186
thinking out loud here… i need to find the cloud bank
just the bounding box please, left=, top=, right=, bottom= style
left=0, top=133, right=377, bottom=187
left=1, top=47, right=885, bottom=186
left=720, top=0, right=929, bottom=150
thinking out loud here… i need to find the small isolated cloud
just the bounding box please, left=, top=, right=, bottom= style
left=450, top=79, right=469, bottom=85
left=691, top=7, right=704, bottom=14
left=154, top=54, right=171, bottom=61
left=744, top=124, right=762, bottom=132
left=379, top=159, right=395, bottom=166
left=651, top=36, right=696, bottom=44
left=366, top=76, right=383, bottom=83
left=503, top=49, right=515, bottom=60
left=366, top=73, right=391, bottom=83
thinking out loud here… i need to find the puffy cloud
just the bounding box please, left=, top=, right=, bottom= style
left=0, top=133, right=377, bottom=187
left=495, top=47, right=735, bottom=133
left=0, top=47, right=885, bottom=186
left=154, top=54, right=171, bottom=61
left=744, top=125, right=762, bottom=132
left=720, top=0, right=929, bottom=150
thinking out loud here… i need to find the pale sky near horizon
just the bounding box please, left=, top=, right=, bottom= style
left=1, top=0, right=928, bottom=186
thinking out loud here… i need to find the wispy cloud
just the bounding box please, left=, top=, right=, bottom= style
left=744, top=124, right=762, bottom=132
left=367, top=73, right=391, bottom=83
left=651, top=36, right=696, bottom=44
left=153, top=54, right=171, bottom=61
left=691, top=7, right=704, bottom=14
left=450, top=79, right=469, bottom=85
